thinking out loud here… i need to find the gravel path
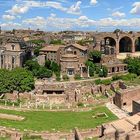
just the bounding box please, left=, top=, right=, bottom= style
left=106, top=102, right=129, bottom=119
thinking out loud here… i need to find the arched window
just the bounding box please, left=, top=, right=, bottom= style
left=11, top=44, right=15, bottom=50
left=12, top=56, right=15, bottom=68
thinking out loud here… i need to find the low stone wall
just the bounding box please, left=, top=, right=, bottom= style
left=80, top=127, right=101, bottom=139
left=0, top=126, right=102, bottom=140
left=0, top=113, right=24, bottom=121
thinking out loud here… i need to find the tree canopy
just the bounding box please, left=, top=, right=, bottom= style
left=89, top=50, right=102, bottom=63
left=124, top=57, right=140, bottom=76
left=0, top=68, right=34, bottom=93
left=85, top=60, right=95, bottom=77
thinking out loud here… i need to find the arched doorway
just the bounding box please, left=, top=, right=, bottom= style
left=104, top=37, right=116, bottom=55
left=135, top=37, right=140, bottom=51
left=119, top=36, right=132, bottom=53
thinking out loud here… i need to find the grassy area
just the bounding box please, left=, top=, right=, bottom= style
left=0, top=106, right=117, bottom=132
left=124, top=76, right=140, bottom=86
left=0, top=137, right=10, bottom=140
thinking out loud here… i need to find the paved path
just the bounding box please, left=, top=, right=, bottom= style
left=106, top=102, right=129, bottom=119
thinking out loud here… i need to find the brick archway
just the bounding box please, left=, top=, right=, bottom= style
left=135, top=37, right=140, bottom=52
left=104, top=37, right=116, bottom=46
left=119, top=36, right=133, bottom=53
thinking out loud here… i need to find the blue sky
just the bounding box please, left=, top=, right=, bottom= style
left=0, top=0, right=140, bottom=31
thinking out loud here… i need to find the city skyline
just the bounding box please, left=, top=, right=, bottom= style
left=0, top=0, right=140, bottom=31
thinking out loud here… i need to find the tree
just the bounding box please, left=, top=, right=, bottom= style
left=34, top=46, right=42, bottom=56
left=50, top=61, right=61, bottom=73
left=89, top=50, right=102, bottom=63
left=124, top=57, right=140, bottom=76
left=99, top=65, right=108, bottom=77
left=24, top=60, right=40, bottom=76
left=37, top=66, right=53, bottom=79
left=45, top=60, right=60, bottom=73
left=50, top=39, right=64, bottom=45
left=0, top=69, right=12, bottom=93
left=45, top=60, right=51, bottom=69
left=114, top=29, right=121, bottom=33
left=85, top=61, right=95, bottom=77
left=10, top=68, right=34, bottom=92
left=28, top=40, right=45, bottom=46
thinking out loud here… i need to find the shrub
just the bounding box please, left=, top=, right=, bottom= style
left=101, top=79, right=112, bottom=85
left=77, top=102, right=84, bottom=107
left=120, top=73, right=137, bottom=81
left=89, top=50, right=102, bottom=63
left=112, top=74, right=121, bottom=81
left=99, top=66, right=108, bottom=77
left=95, top=79, right=102, bottom=85
left=124, top=57, right=140, bottom=76
left=37, top=67, right=53, bottom=79
left=85, top=61, right=95, bottom=77
left=55, top=72, right=61, bottom=81
left=74, top=74, right=81, bottom=80
left=62, top=75, right=69, bottom=81
left=56, top=76, right=61, bottom=81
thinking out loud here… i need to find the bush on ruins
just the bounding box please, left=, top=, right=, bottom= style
left=24, top=60, right=40, bottom=76
left=98, top=65, right=108, bottom=77
left=62, top=75, right=69, bottom=81
left=45, top=60, right=61, bottom=73
left=25, top=60, right=53, bottom=79
left=0, top=68, right=34, bottom=93
left=74, top=74, right=81, bottom=80
left=124, top=57, right=140, bottom=76
left=37, top=66, right=53, bottom=79
left=89, top=50, right=102, bottom=63
left=85, top=60, right=95, bottom=77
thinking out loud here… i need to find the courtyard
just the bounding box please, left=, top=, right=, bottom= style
left=0, top=106, right=117, bottom=132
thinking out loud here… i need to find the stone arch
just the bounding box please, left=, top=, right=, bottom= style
left=119, top=36, right=132, bottom=53
left=104, top=37, right=116, bottom=46
left=103, top=37, right=116, bottom=55
left=135, top=37, right=140, bottom=52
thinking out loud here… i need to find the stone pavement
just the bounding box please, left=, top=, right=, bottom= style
left=106, top=102, right=129, bottom=119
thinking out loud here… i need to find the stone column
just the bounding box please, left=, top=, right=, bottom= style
left=132, top=39, right=135, bottom=53
left=80, top=67, right=83, bottom=77
left=116, top=39, right=120, bottom=55
left=87, top=66, right=90, bottom=78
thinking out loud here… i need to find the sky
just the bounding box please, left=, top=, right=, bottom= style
left=0, top=0, right=140, bottom=31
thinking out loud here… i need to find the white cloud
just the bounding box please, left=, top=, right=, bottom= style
left=90, top=0, right=98, bottom=5
left=24, top=1, right=67, bottom=11
left=22, top=15, right=140, bottom=31
left=2, top=15, right=15, bottom=20
left=7, top=4, right=29, bottom=15
left=6, top=0, right=82, bottom=16
left=23, top=16, right=47, bottom=27
left=67, top=1, right=82, bottom=15
left=112, top=11, right=125, bottom=18
left=130, top=2, right=140, bottom=15
left=1, top=22, right=21, bottom=29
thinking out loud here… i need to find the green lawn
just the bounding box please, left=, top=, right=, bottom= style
left=0, top=106, right=117, bottom=132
